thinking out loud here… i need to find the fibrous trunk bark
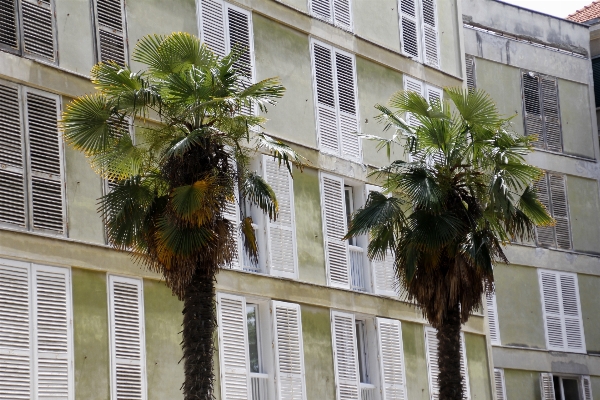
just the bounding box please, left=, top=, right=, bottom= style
left=182, top=271, right=216, bottom=400
left=437, top=302, right=463, bottom=400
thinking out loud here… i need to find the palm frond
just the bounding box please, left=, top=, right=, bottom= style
left=241, top=172, right=278, bottom=221
left=256, top=133, right=307, bottom=173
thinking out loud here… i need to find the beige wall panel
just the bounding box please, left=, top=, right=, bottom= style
left=352, top=0, right=401, bottom=53
left=495, top=263, right=546, bottom=349
left=276, top=0, right=309, bottom=13
left=504, top=369, right=541, bottom=400
left=560, top=79, right=596, bottom=159
left=579, top=274, right=600, bottom=354
left=55, top=0, right=96, bottom=74
left=254, top=14, right=317, bottom=148
left=402, top=322, right=430, bottom=400
left=465, top=333, right=493, bottom=400
left=438, top=0, right=462, bottom=78
left=567, top=176, right=600, bottom=254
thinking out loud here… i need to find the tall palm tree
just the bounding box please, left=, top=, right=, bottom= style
left=347, top=88, right=552, bottom=400
left=62, top=32, right=302, bottom=400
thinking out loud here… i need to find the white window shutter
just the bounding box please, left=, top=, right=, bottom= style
left=20, top=0, right=56, bottom=62
left=32, top=264, right=72, bottom=400
left=540, top=76, right=562, bottom=152
left=399, top=0, right=420, bottom=59
left=312, top=41, right=339, bottom=155
left=223, top=159, right=242, bottom=271
left=225, top=4, right=254, bottom=83
left=403, top=76, right=424, bottom=127
left=581, top=376, right=593, bottom=400
left=0, top=259, right=31, bottom=399
left=0, top=0, right=19, bottom=51
left=533, top=174, right=555, bottom=248
left=272, top=301, right=306, bottom=400
left=548, top=174, right=571, bottom=250
left=217, top=292, right=250, bottom=400
left=263, top=155, right=298, bottom=279
left=320, top=173, right=350, bottom=288
left=108, top=275, right=146, bottom=400
left=486, top=292, right=500, bottom=345
left=199, top=0, right=226, bottom=56
left=459, top=332, right=470, bottom=400
left=331, top=311, right=360, bottom=400
left=426, top=85, right=443, bottom=107
left=0, top=82, right=27, bottom=228
left=539, top=373, right=555, bottom=400
left=522, top=72, right=544, bottom=149
left=24, top=88, right=65, bottom=235
left=420, top=0, right=439, bottom=68
left=310, top=0, right=333, bottom=23
left=333, top=0, right=352, bottom=31
left=424, top=327, right=469, bottom=400
left=335, top=50, right=361, bottom=162
left=558, top=273, right=585, bottom=352
left=539, top=270, right=565, bottom=350
left=493, top=369, right=506, bottom=400
left=465, top=55, right=476, bottom=90
left=94, top=0, right=128, bottom=64
left=376, top=318, right=407, bottom=400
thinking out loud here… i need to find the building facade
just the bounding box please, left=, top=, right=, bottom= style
left=0, top=0, right=598, bottom=400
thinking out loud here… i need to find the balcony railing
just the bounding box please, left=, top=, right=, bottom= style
left=360, top=383, right=377, bottom=400
left=349, top=245, right=368, bottom=292
left=243, top=224, right=262, bottom=273
left=250, top=373, right=269, bottom=400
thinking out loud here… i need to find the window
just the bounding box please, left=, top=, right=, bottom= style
left=0, top=0, right=57, bottom=63
left=398, top=0, right=440, bottom=68
left=592, top=58, right=600, bottom=109
left=0, top=81, right=66, bottom=236
left=0, top=258, right=73, bottom=399
left=404, top=75, right=442, bottom=127
left=424, top=327, right=470, bottom=400
left=355, top=320, right=370, bottom=384
left=538, top=270, right=585, bottom=353
left=309, top=0, right=352, bottom=31
left=533, top=172, right=572, bottom=250
left=540, top=373, right=593, bottom=400
left=522, top=70, right=562, bottom=152
left=465, top=55, right=476, bottom=91
left=93, top=0, right=128, bottom=64
left=311, top=39, right=361, bottom=162
left=494, top=369, right=506, bottom=400
left=217, top=293, right=307, bottom=400
left=486, top=292, right=500, bottom=345
left=108, top=275, right=146, bottom=400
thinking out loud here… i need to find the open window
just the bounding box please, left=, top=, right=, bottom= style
left=540, top=373, right=593, bottom=400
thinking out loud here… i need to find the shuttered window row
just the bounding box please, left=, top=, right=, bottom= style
left=522, top=71, right=563, bottom=152
left=0, top=81, right=66, bottom=236
left=93, top=0, right=128, bottom=64
left=538, top=269, right=585, bottom=353
left=309, top=0, right=353, bottom=31
left=533, top=172, right=571, bottom=250
left=0, top=258, right=73, bottom=400
left=399, top=0, right=440, bottom=68
left=540, top=373, right=593, bottom=400
left=0, top=0, right=57, bottom=63
left=311, top=39, right=361, bottom=162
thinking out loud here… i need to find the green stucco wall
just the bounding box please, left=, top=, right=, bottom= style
left=301, top=305, right=336, bottom=400
left=55, top=0, right=95, bottom=74
left=464, top=333, right=492, bottom=400
left=559, top=79, right=595, bottom=159
left=294, top=168, right=327, bottom=285
left=504, top=369, right=541, bottom=400
left=72, top=268, right=110, bottom=400
left=578, top=274, right=600, bottom=354
left=567, top=175, right=600, bottom=254
left=254, top=14, right=317, bottom=148
left=593, top=376, right=600, bottom=399
left=144, top=279, right=185, bottom=400
left=494, top=263, right=546, bottom=349
left=402, top=322, right=430, bottom=400
left=352, top=0, right=400, bottom=52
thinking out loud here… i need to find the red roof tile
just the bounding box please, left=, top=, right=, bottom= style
left=568, top=1, right=600, bottom=23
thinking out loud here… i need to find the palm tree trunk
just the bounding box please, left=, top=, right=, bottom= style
left=182, top=270, right=216, bottom=400
left=437, top=302, right=464, bottom=400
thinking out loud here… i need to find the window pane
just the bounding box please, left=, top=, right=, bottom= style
left=553, top=376, right=562, bottom=400
left=562, top=378, right=580, bottom=400
left=246, top=305, right=260, bottom=373
left=344, top=186, right=355, bottom=246
left=355, top=320, right=369, bottom=383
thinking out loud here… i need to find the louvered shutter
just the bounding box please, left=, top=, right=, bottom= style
left=539, top=373, right=555, bottom=400
left=399, top=0, right=419, bottom=59
left=312, top=41, right=339, bottom=155
left=548, top=174, right=571, bottom=250
left=24, top=89, right=65, bottom=235
left=465, top=55, right=476, bottom=91
left=20, top=0, right=56, bottom=62
left=533, top=174, right=555, bottom=248
left=226, top=5, right=254, bottom=81
left=581, top=376, right=593, bottom=400
left=223, top=157, right=242, bottom=271
left=335, top=50, right=360, bottom=161
left=272, top=301, right=306, bottom=400
left=424, top=328, right=469, bottom=400
left=459, top=333, right=470, bottom=400
left=522, top=72, right=544, bottom=149
left=420, top=0, right=439, bottom=68
left=0, top=82, right=26, bottom=228
left=217, top=292, right=250, bottom=400
left=559, top=273, right=585, bottom=352
left=200, top=0, right=226, bottom=56
left=0, top=0, right=18, bottom=51
left=403, top=76, right=424, bottom=127
left=376, top=318, right=407, bottom=400
left=94, top=0, right=128, bottom=64
left=0, top=259, right=31, bottom=400
left=493, top=369, right=506, bottom=400
left=486, top=292, right=500, bottom=345
left=320, top=174, right=350, bottom=288
left=426, top=85, right=443, bottom=107
left=263, top=156, right=298, bottom=279
left=32, top=264, right=72, bottom=400
left=539, top=270, right=565, bottom=350
left=333, top=0, right=352, bottom=31
left=540, top=76, right=562, bottom=152
left=331, top=311, right=360, bottom=400
left=310, top=0, right=333, bottom=23
left=109, top=275, right=146, bottom=400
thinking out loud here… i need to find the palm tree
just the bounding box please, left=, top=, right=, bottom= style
left=61, top=32, right=302, bottom=400
left=346, top=88, right=553, bottom=400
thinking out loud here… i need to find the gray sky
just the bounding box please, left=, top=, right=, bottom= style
left=499, top=0, right=592, bottom=18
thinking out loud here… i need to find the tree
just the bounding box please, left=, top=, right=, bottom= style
left=346, top=88, right=553, bottom=399
left=61, top=32, right=302, bottom=400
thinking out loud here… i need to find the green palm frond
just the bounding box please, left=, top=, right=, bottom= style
left=256, top=133, right=307, bottom=173
left=170, top=178, right=221, bottom=224
left=241, top=172, right=278, bottom=221
left=61, top=94, right=114, bottom=154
